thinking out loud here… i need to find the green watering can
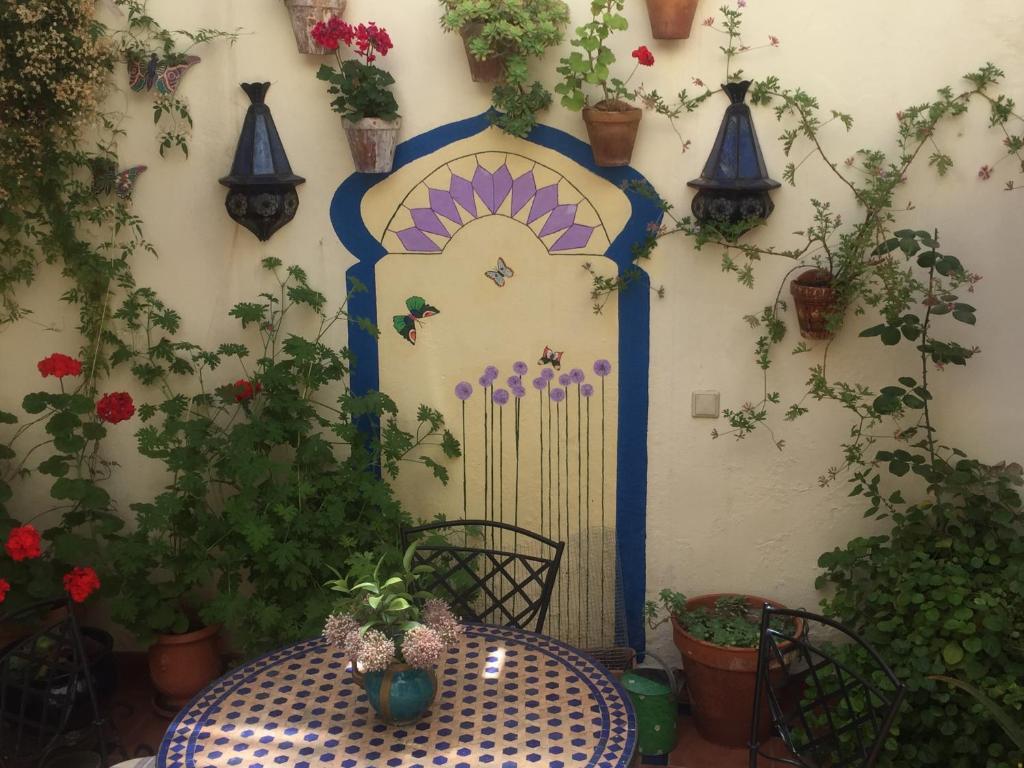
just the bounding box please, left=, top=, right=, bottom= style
left=621, top=652, right=679, bottom=756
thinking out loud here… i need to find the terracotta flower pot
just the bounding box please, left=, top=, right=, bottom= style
left=343, top=117, right=401, bottom=174
left=148, top=624, right=222, bottom=715
left=790, top=268, right=839, bottom=340
left=459, top=23, right=505, bottom=83
left=671, top=594, right=801, bottom=748
left=582, top=102, right=642, bottom=167
left=283, top=0, right=347, bottom=55
left=645, top=0, right=700, bottom=39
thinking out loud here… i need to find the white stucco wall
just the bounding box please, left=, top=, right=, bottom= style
left=3, top=0, right=1022, bottom=657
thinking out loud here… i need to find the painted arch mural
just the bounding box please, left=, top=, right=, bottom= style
left=330, top=115, right=657, bottom=652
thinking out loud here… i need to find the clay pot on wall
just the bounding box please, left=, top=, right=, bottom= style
left=790, top=268, right=839, bottom=340
left=283, top=0, right=347, bottom=55
left=343, top=117, right=401, bottom=174
left=671, top=594, right=802, bottom=748
left=459, top=23, right=505, bottom=83
left=148, top=624, right=223, bottom=715
left=582, top=102, right=643, bottom=167
left=644, top=0, right=700, bottom=39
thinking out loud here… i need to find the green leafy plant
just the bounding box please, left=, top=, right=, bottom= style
left=314, top=18, right=399, bottom=122
left=439, top=0, right=570, bottom=137
left=645, top=590, right=791, bottom=648
left=931, top=676, right=1024, bottom=751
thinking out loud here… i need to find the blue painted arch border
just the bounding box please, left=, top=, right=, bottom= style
left=329, top=113, right=659, bottom=652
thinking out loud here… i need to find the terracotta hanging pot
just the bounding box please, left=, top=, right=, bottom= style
left=671, top=594, right=802, bottom=748
left=582, top=101, right=643, bottom=167
left=343, top=117, right=401, bottom=174
left=644, top=0, right=700, bottom=39
left=790, top=268, right=839, bottom=340
left=459, top=23, right=505, bottom=83
left=283, top=0, right=347, bottom=55
left=148, top=624, right=223, bottom=716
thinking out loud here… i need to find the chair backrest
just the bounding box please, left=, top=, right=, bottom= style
left=0, top=597, right=106, bottom=768
left=400, top=519, right=564, bottom=633
left=749, top=605, right=906, bottom=768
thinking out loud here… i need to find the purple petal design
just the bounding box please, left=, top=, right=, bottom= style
left=513, top=361, right=528, bottom=375
left=511, top=384, right=526, bottom=399
left=511, top=171, right=537, bottom=216
left=472, top=166, right=495, bottom=213
left=593, top=359, right=612, bottom=377
left=479, top=374, right=492, bottom=387
left=429, top=188, right=462, bottom=225
left=527, top=185, right=559, bottom=224
left=454, top=382, right=473, bottom=400
left=396, top=228, right=441, bottom=252
left=569, top=368, right=585, bottom=384
left=580, top=383, right=594, bottom=398
left=532, top=377, right=546, bottom=390
left=492, top=388, right=510, bottom=406
left=549, top=387, right=566, bottom=403
left=493, top=165, right=513, bottom=211
left=540, top=368, right=555, bottom=382
left=551, top=224, right=596, bottom=251
left=507, top=375, right=521, bottom=388
left=558, top=373, right=571, bottom=386
left=450, top=175, right=477, bottom=218
left=538, top=204, right=578, bottom=237
left=411, top=208, right=450, bottom=237
left=484, top=365, right=499, bottom=379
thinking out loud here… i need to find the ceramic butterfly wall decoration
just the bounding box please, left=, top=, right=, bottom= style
left=538, top=346, right=564, bottom=370
left=127, top=53, right=201, bottom=95
left=484, top=257, right=514, bottom=287
left=91, top=159, right=147, bottom=200
left=393, top=296, right=440, bottom=345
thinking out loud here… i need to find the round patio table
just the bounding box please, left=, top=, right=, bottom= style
left=157, top=623, right=636, bottom=768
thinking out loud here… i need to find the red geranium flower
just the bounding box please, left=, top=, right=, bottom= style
left=96, top=392, right=135, bottom=424
left=5, top=525, right=41, bottom=561
left=311, top=15, right=351, bottom=51
left=0, top=579, right=10, bottom=604
left=63, top=566, right=101, bottom=603
left=232, top=379, right=262, bottom=403
left=631, top=45, right=655, bottom=67
left=37, top=353, right=83, bottom=379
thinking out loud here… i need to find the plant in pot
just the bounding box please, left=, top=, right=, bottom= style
left=282, top=0, right=347, bottom=55
left=322, top=543, right=463, bottom=724
left=314, top=17, right=401, bottom=173
left=555, top=0, right=656, bottom=166
left=646, top=590, right=801, bottom=748
left=439, top=0, right=570, bottom=137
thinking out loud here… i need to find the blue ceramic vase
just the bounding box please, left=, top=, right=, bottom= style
left=363, top=664, right=437, bottom=724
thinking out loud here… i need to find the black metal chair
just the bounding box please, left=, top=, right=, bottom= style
left=400, top=519, right=564, bottom=633
left=0, top=596, right=108, bottom=768
left=749, top=605, right=905, bottom=768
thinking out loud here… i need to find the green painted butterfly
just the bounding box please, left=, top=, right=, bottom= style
left=393, top=296, right=440, bottom=345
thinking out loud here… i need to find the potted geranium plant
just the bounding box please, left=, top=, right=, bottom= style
left=647, top=590, right=802, bottom=748
left=323, top=543, right=463, bottom=724
left=439, top=0, right=570, bottom=137
left=313, top=16, right=401, bottom=173
left=555, top=0, right=656, bottom=166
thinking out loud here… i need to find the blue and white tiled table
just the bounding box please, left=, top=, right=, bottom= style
left=158, top=624, right=636, bottom=768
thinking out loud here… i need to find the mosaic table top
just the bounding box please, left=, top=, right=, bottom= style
left=157, top=623, right=636, bottom=768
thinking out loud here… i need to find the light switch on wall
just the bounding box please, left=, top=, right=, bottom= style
left=692, top=391, right=720, bottom=418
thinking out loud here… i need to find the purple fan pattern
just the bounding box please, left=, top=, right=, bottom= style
left=394, top=164, right=596, bottom=253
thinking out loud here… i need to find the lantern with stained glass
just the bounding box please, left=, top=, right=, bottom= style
left=219, top=82, right=305, bottom=241
left=687, top=80, right=779, bottom=235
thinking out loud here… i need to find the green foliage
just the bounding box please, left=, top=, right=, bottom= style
left=317, top=61, right=399, bottom=122
left=107, top=261, right=458, bottom=651
left=439, top=0, right=570, bottom=137
left=645, top=591, right=792, bottom=648
left=931, top=676, right=1024, bottom=751
left=554, top=0, right=637, bottom=110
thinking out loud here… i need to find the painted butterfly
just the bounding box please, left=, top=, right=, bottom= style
left=393, top=296, right=440, bottom=345
left=91, top=159, right=147, bottom=200
left=538, top=346, right=563, bottom=370
left=127, top=53, right=201, bottom=95
left=484, top=257, right=514, bottom=287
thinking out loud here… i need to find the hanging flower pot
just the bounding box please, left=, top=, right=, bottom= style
left=363, top=663, right=437, bottom=724
left=790, top=268, right=839, bottom=340
left=582, top=101, right=642, bottom=167
left=343, top=117, right=401, bottom=174
left=644, top=0, right=700, bottom=39
left=283, top=0, right=347, bottom=55
left=459, top=23, right=505, bottom=83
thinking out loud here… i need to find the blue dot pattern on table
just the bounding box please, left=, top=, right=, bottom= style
left=158, top=624, right=635, bottom=768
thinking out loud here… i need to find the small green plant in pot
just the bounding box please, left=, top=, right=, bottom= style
left=439, top=0, right=570, bottom=137
left=323, top=543, right=464, bottom=724
left=647, top=590, right=800, bottom=748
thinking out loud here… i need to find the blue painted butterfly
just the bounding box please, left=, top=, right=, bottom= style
left=91, top=159, right=147, bottom=200
left=484, top=257, right=514, bottom=287
left=128, top=53, right=201, bottom=95
left=538, top=346, right=563, bottom=370
left=393, top=296, right=440, bottom=345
